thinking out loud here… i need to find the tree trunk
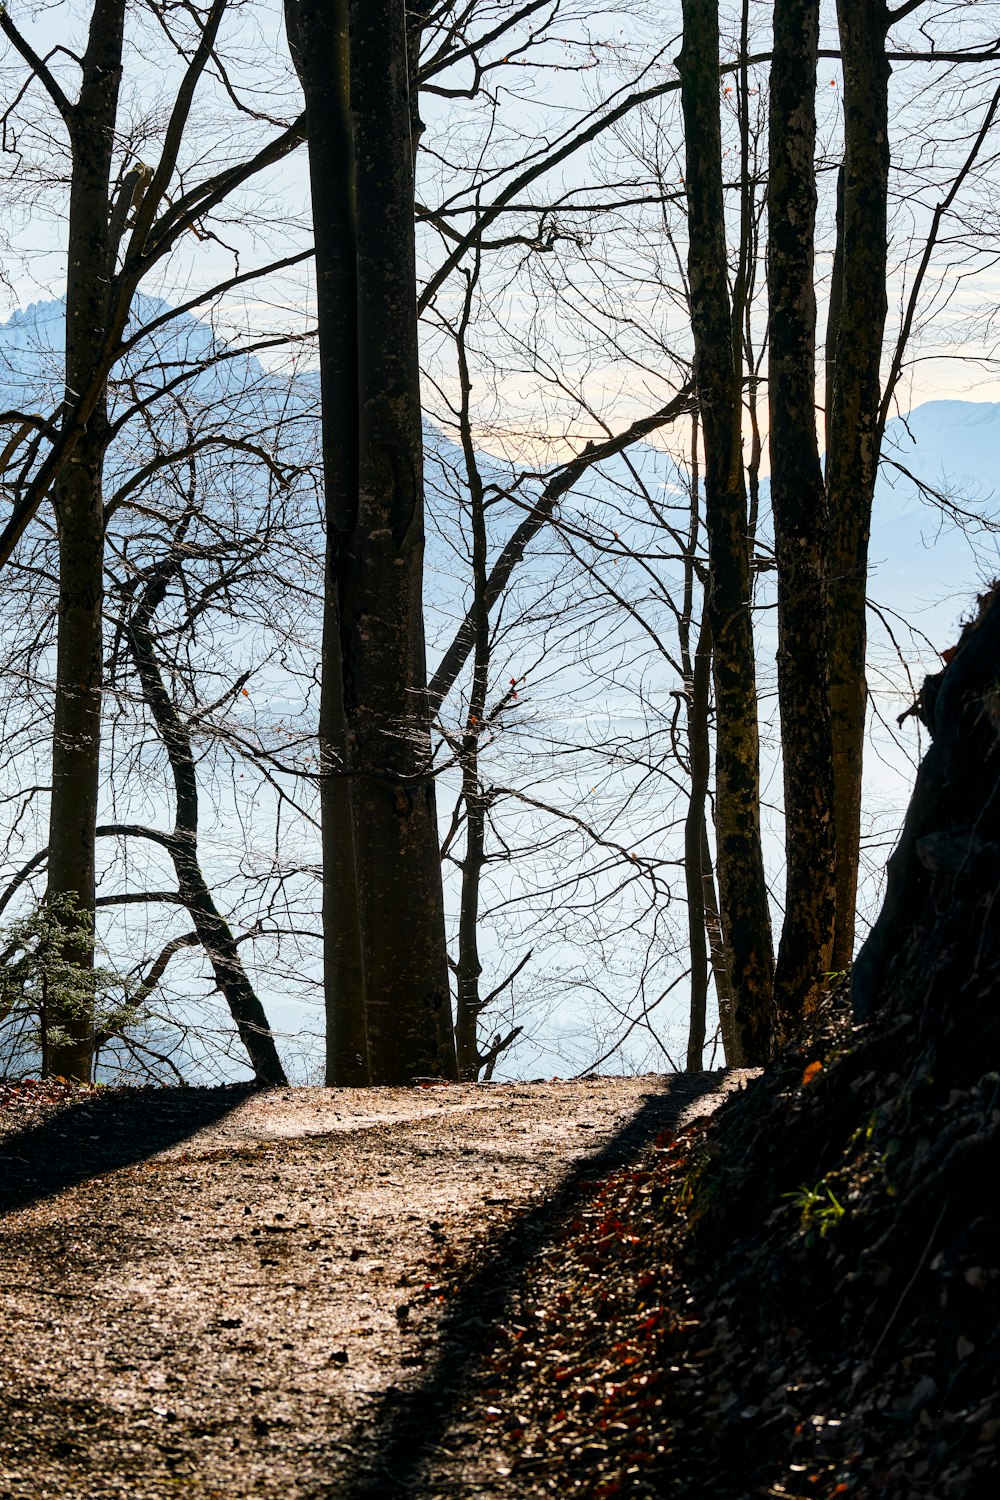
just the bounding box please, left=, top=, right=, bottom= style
left=284, top=0, right=369, bottom=1085
left=701, top=821, right=738, bottom=1063
left=453, top=273, right=490, bottom=1082
left=826, top=0, right=890, bottom=970
left=288, top=0, right=455, bottom=1084
left=46, top=0, right=126, bottom=1081
left=455, top=747, right=487, bottom=1080
left=677, top=0, right=774, bottom=1064
left=684, top=614, right=712, bottom=1071
left=346, top=0, right=456, bottom=1083
left=679, top=419, right=737, bottom=1066
left=126, top=553, right=287, bottom=1086
left=767, top=0, right=837, bottom=1036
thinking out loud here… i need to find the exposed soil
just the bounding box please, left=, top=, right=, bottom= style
left=0, top=1070, right=750, bottom=1499
left=435, top=994, right=1000, bottom=1500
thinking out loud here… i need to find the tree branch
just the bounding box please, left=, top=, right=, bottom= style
left=0, top=15, right=74, bottom=124
left=428, top=385, right=693, bottom=712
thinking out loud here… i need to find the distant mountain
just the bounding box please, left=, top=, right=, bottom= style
left=3, top=296, right=999, bottom=1078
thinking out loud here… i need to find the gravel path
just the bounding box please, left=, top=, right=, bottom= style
left=0, top=1073, right=749, bottom=1499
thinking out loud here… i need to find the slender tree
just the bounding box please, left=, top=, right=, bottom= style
left=825, top=0, right=890, bottom=970
left=0, top=0, right=306, bottom=1079
left=42, top=0, right=127, bottom=1078
left=677, top=0, right=774, bottom=1064
left=121, top=539, right=288, bottom=1086
left=767, top=0, right=837, bottom=1033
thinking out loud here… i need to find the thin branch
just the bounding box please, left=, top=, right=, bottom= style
left=878, top=82, right=1000, bottom=436
left=480, top=948, right=534, bottom=1009
left=0, top=15, right=74, bottom=123
left=428, top=385, right=693, bottom=712
left=94, top=890, right=185, bottom=907
left=0, top=849, right=49, bottom=919
left=123, top=0, right=230, bottom=258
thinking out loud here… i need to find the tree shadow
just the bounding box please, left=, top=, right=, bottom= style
left=334, top=1070, right=729, bottom=1498
left=0, top=1082, right=260, bottom=1218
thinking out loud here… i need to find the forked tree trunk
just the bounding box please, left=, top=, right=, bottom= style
left=287, top=0, right=456, bottom=1083
left=826, top=0, right=890, bottom=970
left=284, top=0, right=369, bottom=1085
left=767, top=0, right=837, bottom=1035
left=46, top=0, right=127, bottom=1081
left=677, top=0, right=774, bottom=1064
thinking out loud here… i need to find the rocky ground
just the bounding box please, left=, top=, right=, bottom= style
left=0, top=1070, right=749, bottom=1499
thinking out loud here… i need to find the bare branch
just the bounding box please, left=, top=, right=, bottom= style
left=0, top=15, right=74, bottom=124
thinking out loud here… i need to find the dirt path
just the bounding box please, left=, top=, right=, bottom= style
left=0, top=1073, right=749, bottom=1499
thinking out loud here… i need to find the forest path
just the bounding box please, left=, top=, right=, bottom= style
left=0, top=1072, right=748, bottom=1498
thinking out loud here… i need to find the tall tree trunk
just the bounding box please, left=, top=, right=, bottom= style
left=347, top=0, right=456, bottom=1083
left=826, top=0, right=890, bottom=970
left=767, top=0, right=837, bottom=1035
left=284, top=0, right=369, bottom=1085
left=677, top=0, right=774, bottom=1065
left=287, top=0, right=456, bottom=1083
left=679, top=415, right=737, bottom=1068
left=46, top=0, right=126, bottom=1081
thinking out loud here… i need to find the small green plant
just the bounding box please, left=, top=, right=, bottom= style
left=785, top=1180, right=846, bottom=1240
left=0, top=895, right=142, bottom=1076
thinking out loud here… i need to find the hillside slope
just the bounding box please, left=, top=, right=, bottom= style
left=430, top=588, right=1000, bottom=1498
left=681, top=580, right=1000, bottom=1497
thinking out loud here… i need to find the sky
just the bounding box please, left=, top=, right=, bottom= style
left=4, top=1, right=1000, bottom=432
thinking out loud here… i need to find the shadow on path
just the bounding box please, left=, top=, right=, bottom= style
left=0, top=1083, right=259, bottom=1219
left=335, top=1071, right=727, bottom=1499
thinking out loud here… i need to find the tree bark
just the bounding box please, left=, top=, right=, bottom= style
left=284, top=0, right=369, bottom=1085
left=46, top=0, right=127, bottom=1081
left=287, top=0, right=456, bottom=1083
left=346, top=0, right=456, bottom=1083
left=826, top=0, right=890, bottom=970
left=677, top=0, right=774, bottom=1064
left=767, top=0, right=837, bottom=1035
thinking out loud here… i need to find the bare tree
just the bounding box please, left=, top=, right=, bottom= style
left=678, top=0, right=774, bottom=1064
left=285, top=0, right=457, bottom=1085
left=0, top=0, right=307, bottom=1078
left=767, top=0, right=837, bottom=1032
